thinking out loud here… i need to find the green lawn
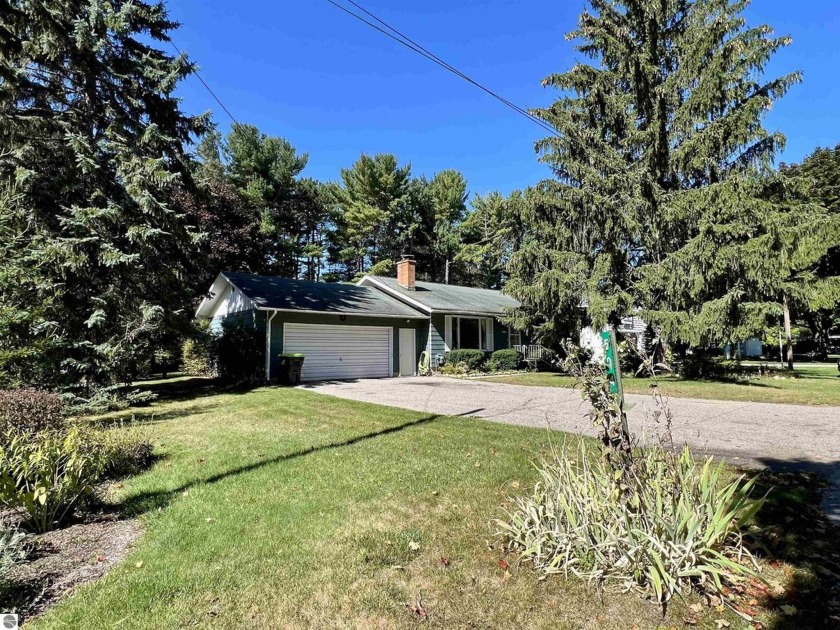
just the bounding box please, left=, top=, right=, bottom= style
left=484, top=363, right=840, bottom=406
left=27, top=379, right=830, bottom=629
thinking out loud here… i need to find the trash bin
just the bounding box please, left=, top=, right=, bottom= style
left=278, top=353, right=305, bottom=385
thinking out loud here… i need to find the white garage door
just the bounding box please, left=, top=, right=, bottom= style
left=283, top=323, right=392, bottom=382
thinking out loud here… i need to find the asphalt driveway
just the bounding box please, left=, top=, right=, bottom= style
left=302, top=376, right=840, bottom=519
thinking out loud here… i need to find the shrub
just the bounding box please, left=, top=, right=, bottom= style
left=0, top=425, right=108, bottom=532
left=65, top=385, right=157, bottom=415
left=0, top=525, right=26, bottom=586
left=93, top=421, right=155, bottom=478
left=215, top=320, right=263, bottom=384
left=499, top=441, right=761, bottom=605
left=439, top=362, right=469, bottom=376
left=0, top=389, right=66, bottom=436
left=490, top=349, right=522, bottom=371
left=445, top=349, right=488, bottom=371
left=181, top=320, right=215, bottom=376
left=181, top=337, right=215, bottom=377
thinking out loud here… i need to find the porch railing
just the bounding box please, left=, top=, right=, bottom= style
left=513, top=344, right=554, bottom=368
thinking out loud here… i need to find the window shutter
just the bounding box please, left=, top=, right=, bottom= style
left=444, top=316, right=452, bottom=352
left=485, top=319, right=494, bottom=351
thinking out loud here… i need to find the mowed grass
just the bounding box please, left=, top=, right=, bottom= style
left=29, top=380, right=761, bottom=630
left=485, top=363, right=840, bottom=406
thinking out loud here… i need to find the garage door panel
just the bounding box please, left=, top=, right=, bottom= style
left=284, top=323, right=392, bottom=381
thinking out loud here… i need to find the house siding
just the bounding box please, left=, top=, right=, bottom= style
left=429, top=313, right=447, bottom=364
left=266, top=312, right=427, bottom=380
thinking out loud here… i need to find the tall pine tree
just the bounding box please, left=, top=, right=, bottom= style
left=328, top=154, right=414, bottom=279
left=0, top=0, right=206, bottom=388
left=507, top=0, right=808, bottom=349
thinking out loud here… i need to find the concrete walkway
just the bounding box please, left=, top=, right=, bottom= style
left=302, top=376, right=840, bottom=519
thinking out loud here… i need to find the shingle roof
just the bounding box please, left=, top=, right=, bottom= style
left=363, top=276, right=519, bottom=316
left=221, top=272, right=426, bottom=318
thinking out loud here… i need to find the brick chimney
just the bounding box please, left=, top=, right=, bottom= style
left=396, top=254, right=416, bottom=290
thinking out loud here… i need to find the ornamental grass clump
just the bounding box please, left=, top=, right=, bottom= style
left=499, top=344, right=763, bottom=605
left=499, top=442, right=762, bottom=604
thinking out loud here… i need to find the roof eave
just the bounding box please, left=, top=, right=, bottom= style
left=255, top=306, right=427, bottom=319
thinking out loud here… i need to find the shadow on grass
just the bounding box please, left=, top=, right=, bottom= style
left=115, top=410, right=474, bottom=516
left=90, top=401, right=223, bottom=427
left=139, top=376, right=263, bottom=403
left=749, top=459, right=840, bottom=629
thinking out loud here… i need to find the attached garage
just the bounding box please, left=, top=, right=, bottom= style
left=283, top=323, right=392, bottom=381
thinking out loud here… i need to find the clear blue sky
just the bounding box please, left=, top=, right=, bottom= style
left=168, top=0, right=840, bottom=198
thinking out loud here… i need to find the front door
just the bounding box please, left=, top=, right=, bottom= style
left=398, top=328, right=416, bottom=376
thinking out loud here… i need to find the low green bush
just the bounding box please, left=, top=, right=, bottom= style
left=0, top=389, right=66, bottom=435
left=499, top=441, right=761, bottom=605
left=215, top=320, right=263, bottom=384
left=0, top=425, right=108, bottom=532
left=439, top=362, right=469, bottom=376
left=489, top=349, right=522, bottom=371
left=445, top=349, right=488, bottom=371
left=0, top=525, right=26, bottom=586
left=181, top=321, right=215, bottom=376
left=65, top=385, right=157, bottom=415
left=92, top=421, right=155, bottom=478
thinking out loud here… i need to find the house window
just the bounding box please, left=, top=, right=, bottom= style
left=509, top=329, right=521, bottom=348
left=453, top=317, right=489, bottom=350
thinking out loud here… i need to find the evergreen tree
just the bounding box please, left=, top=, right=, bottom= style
left=507, top=0, right=804, bottom=348
left=0, top=0, right=207, bottom=389
left=778, top=145, right=840, bottom=361
left=427, top=170, right=468, bottom=283
left=458, top=191, right=524, bottom=290
left=192, top=124, right=326, bottom=279
left=328, top=154, right=414, bottom=279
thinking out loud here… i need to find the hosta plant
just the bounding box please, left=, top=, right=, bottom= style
left=498, top=441, right=762, bottom=605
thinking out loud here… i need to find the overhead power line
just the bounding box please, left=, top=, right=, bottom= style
left=170, top=40, right=240, bottom=126
left=325, top=0, right=561, bottom=139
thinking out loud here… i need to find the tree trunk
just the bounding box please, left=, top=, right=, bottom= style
left=783, top=293, right=794, bottom=371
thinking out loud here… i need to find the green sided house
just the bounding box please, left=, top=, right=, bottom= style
left=195, top=256, right=525, bottom=382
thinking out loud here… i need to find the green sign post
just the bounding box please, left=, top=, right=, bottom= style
left=600, top=329, right=624, bottom=406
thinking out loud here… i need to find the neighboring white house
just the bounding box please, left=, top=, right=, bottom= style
left=580, top=314, right=648, bottom=361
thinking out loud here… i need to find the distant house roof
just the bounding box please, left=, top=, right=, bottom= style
left=196, top=272, right=426, bottom=319
left=359, top=275, right=519, bottom=316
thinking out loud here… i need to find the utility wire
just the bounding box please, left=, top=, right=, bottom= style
left=325, top=0, right=561, bottom=139
left=170, top=40, right=240, bottom=126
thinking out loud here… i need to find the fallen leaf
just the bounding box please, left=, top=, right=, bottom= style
left=135, top=561, right=143, bottom=568
left=205, top=517, right=214, bottom=523
left=780, top=605, right=797, bottom=616
left=683, top=615, right=698, bottom=626
left=408, top=540, right=421, bottom=552
left=510, top=480, right=520, bottom=489
left=431, top=490, right=438, bottom=496
left=439, top=556, right=450, bottom=567
left=96, top=555, right=105, bottom=563
left=498, top=558, right=509, bottom=571
left=714, top=620, right=730, bottom=629
left=474, top=462, right=481, bottom=468
left=502, top=570, right=511, bottom=581
left=391, top=565, right=405, bottom=571
left=689, top=603, right=703, bottom=614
